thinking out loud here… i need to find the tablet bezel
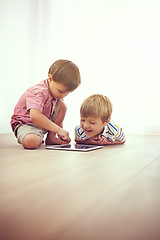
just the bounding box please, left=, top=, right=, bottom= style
left=46, top=144, right=103, bottom=152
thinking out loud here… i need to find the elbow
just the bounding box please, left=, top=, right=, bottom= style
left=121, top=138, right=126, bottom=144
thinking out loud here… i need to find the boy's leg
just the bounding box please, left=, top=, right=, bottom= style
left=16, top=124, right=46, bottom=149
left=22, top=134, right=43, bottom=149
left=45, top=100, right=67, bottom=145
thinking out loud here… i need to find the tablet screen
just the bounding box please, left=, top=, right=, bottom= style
left=46, top=144, right=103, bottom=152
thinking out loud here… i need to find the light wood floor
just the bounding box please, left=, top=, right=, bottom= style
left=0, top=133, right=160, bottom=240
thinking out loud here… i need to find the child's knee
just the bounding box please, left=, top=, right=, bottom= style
left=60, top=100, right=67, bottom=115
left=53, top=100, right=67, bottom=126
left=58, top=100, right=67, bottom=120
left=22, top=134, right=42, bottom=149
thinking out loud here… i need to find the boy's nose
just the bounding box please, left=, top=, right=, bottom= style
left=62, top=92, right=68, bottom=98
left=83, top=122, right=89, bottom=128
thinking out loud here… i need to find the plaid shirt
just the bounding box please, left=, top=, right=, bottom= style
left=11, top=79, right=57, bottom=130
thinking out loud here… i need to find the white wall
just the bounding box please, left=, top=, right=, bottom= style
left=1, top=0, right=160, bottom=137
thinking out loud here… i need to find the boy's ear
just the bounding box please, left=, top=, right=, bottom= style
left=104, top=117, right=111, bottom=126
left=48, top=74, right=52, bottom=82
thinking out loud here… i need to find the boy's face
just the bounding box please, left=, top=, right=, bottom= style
left=48, top=78, right=71, bottom=99
left=80, top=116, right=109, bottom=138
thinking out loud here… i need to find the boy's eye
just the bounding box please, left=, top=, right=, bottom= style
left=59, top=90, right=64, bottom=93
left=90, top=122, right=95, bottom=125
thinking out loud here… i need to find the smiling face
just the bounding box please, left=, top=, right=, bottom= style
left=80, top=116, right=109, bottom=138
left=79, top=95, right=112, bottom=138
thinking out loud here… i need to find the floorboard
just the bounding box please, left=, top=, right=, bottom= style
left=0, top=133, right=160, bottom=240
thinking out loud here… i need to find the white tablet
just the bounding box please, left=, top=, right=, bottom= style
left=46, top=144, right=103, bottom=152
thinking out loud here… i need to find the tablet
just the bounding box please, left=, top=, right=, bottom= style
left=46, top=144, right=103, bottom=152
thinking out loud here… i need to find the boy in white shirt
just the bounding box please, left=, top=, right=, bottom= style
left=75, top=94, right=125, bottom=145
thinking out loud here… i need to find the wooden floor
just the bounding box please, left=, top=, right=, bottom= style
left=0, top=133, right=160, bottom=240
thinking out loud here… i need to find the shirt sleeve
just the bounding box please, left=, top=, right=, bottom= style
left=102, top=122, right=126, bottom=143
left=26, top=90, right=46, bottom=112
left=75, top=125, right=87, bottom=141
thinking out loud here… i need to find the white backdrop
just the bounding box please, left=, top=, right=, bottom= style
left=0, top=0, right=160, bottom=138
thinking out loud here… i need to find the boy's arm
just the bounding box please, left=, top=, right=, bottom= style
left=101, top=123, right=126, bottom=145
left=75, top=136, right=107, bottom=145
left=75, top=138, right=98, bottom=145
left=30, top=108, right=70, bottom=141
left=95, top=135, right=125, bottom=145
left=75, top=135, right=125, bottom=145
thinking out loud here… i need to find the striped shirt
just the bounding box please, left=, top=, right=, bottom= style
left=75, top=121, right=125, bottom=143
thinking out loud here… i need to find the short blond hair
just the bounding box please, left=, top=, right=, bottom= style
left=80, top=94, right=112, bottom=123
left=48, top=59, right=81, bottom=91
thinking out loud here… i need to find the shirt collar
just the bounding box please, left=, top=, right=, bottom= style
left=44, top=79, right=56, bottom=101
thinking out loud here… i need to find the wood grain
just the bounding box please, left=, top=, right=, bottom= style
left=0, top=134, right=160, bottom=240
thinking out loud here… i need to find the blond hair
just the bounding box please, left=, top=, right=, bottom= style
left=80, top=94, right=112, bottom=123
left=48, top=59, right=81, bottom=91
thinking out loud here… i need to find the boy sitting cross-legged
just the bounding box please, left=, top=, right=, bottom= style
left=11, top=59, right=81, bottom=149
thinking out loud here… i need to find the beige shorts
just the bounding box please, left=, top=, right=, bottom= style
left=14, top=100, right=60, bottom=144
left=16, top=124, right=47, bottom=144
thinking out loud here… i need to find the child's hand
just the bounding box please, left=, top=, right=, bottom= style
left=95, top=135, right=124, bottom=145
left=75, top=135, right=112, bottom=145
left=58, top=136, right=71, bottom=143
left=95, top=135, right=110, bottom=145
left=75, top=137, right=98, bottom=145
left=57, top=129, right=71, bottom=143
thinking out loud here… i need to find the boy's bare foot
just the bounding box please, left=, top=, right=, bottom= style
left=45, top=135, right=65, bottom=145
